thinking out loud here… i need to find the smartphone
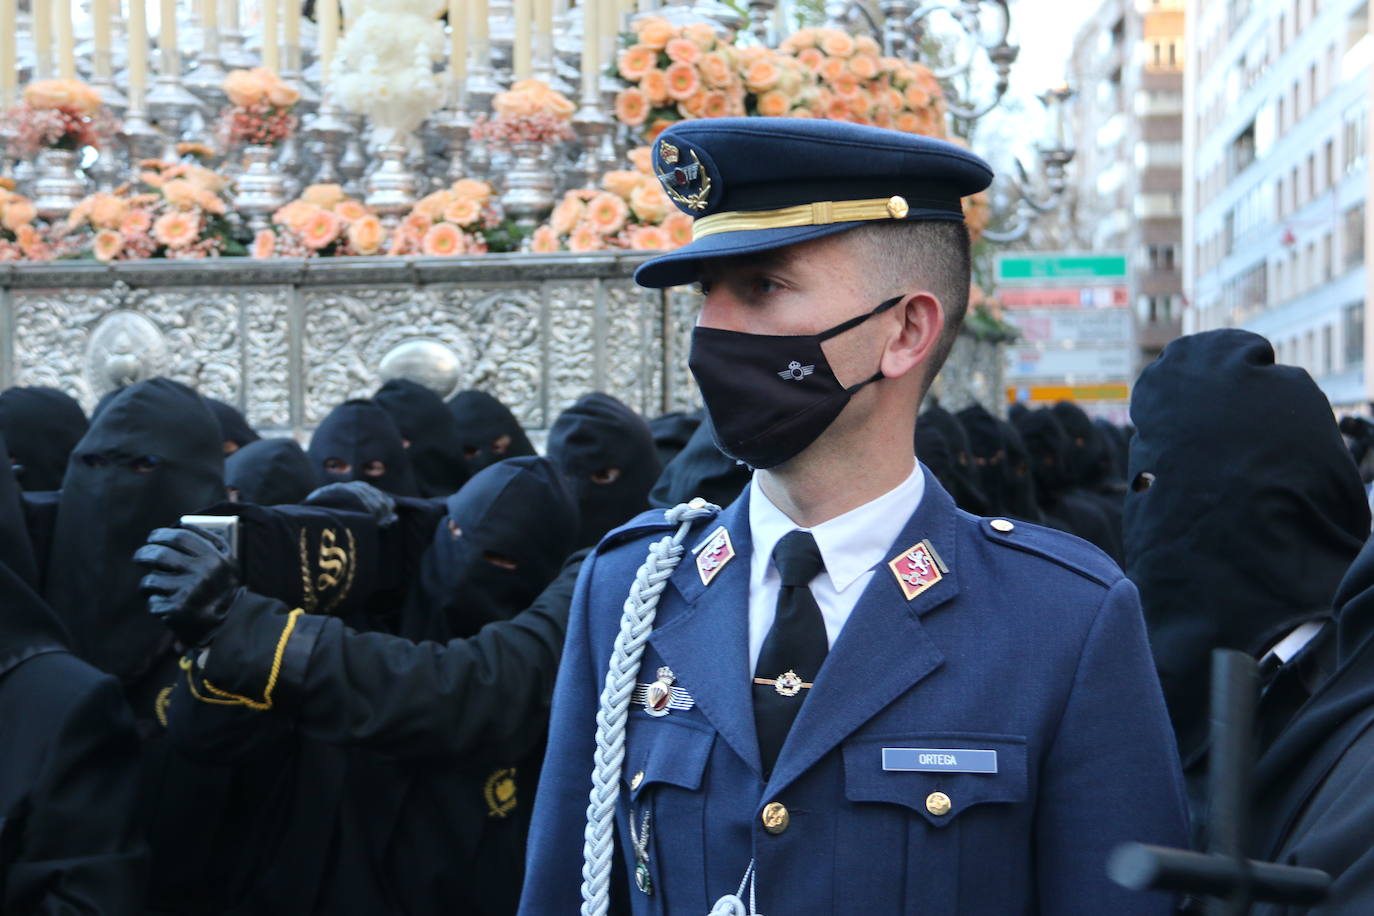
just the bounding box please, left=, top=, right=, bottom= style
left=179, top=514, right=240, bottom=560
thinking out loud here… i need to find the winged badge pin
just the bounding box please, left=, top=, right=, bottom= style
left=778, top=361, right=815, bottom=381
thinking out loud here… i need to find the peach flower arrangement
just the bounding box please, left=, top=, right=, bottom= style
left=57, top=159, right=239, bottom=261
left=532, top=148, right=692, bottom=254
left=471, top=79, right=576, bottom=146
left=0, top=181, right=64, bottom=262
left=387, top=178, right=505, bottom=256
left=778, top=28, right=949, bottom=136
left=253, top=184, right=386, bottom=258
left=6, top=78, right=116, bottom=156
left=613, top=18, right=747, bottom=140
left=217, top=67, right=300, bottom=148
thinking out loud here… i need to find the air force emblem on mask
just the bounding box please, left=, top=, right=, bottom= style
left=778, top=360, right=816, bottom=381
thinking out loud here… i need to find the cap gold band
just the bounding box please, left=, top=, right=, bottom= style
left=691, top=195, right=912, bottom=241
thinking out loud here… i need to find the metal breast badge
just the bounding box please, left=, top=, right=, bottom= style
left=632, top=666, right=696, bottom=717
left=694, top=525, right=735, bottom=586
left=887, top=538, right=949, bottom=601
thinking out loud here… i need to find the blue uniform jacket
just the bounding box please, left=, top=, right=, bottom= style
left=521, top=468, right=1188, bottom=914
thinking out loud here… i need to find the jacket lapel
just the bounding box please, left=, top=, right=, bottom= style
left=650, top=489, right=763, bottom=776
left=765, top=469, right=961, bottom=795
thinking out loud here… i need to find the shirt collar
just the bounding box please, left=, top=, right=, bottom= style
left=748, top=460, right=925, bottom=593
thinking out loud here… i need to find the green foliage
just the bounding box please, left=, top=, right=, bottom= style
left=481, top=219, right=529, bottom=253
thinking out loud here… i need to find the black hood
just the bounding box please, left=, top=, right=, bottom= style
left=998, top=419, right=1044, bottom=524
left=1126, top=329, right=1369, bottom=761
left=915, top=404, right=990, bottom=515
left=445, top=389, right=537, bottom=476
left=406, top=456, right=579, bottom=640
left=373, top=378, right=472, bottom=498
left=0, top=431, right=39, bottom=589
left=914, top=423, right=955, bottom=495
left=307, top=399, right=420, bottom=497
left=206, top=397, right=261, bottom=453
left=957, top=404, right=1009, bottom=517
left=1013, top=407, right=1074, bottom=500
left=648, top=410, right=704, bottom=469
left=225, top=438, right=318, bottom=506
left=649, top=412, right=751, bottom=510
left=45, top=378, right=225, bottom=681
left=0, top=386, right=89, bottom=492
left=548, top=392, right=662, bottom=549
left=1052, top=401, right=1111, bottom=489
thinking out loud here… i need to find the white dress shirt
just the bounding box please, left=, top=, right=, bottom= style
left=747, top=460, right=925, bottom=672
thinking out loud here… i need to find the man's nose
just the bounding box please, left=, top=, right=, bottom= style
left=696, top=288, right=744, bottom=332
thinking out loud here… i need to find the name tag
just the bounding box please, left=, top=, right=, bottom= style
left=882, top=748, right=998, bottom=774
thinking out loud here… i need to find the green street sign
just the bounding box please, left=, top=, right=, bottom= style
left=996, top=253, right=1129, bottom=282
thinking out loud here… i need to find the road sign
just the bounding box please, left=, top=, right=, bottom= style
left=996, top=253, right=1129, bottom=284
left=1005, top=345, right=1135, bottom=381
left=1000, top=286, right=1130, bottom=309
left=1003, top=308, right=1133, bottom=345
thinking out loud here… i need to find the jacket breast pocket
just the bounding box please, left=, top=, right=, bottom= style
left=840, top=733, right=1031, bottom=915
left=619, top=716, right=716, bottom=915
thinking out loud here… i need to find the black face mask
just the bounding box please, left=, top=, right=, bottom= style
left=688, top=296, right=899, bottom=470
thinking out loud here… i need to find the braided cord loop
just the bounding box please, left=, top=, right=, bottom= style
left=580, top=500, right=721, bottom=916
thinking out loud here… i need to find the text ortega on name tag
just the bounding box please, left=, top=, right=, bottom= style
left=881, top=748, right=999, bottom=774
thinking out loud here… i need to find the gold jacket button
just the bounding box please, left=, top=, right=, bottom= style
left=630, top=771, right=644, bottom=791
left=990, top=518, right=1015, bottom=534
left=926, top=791, right=952, bottom=816
left=760, top=801, right=790, bottom=835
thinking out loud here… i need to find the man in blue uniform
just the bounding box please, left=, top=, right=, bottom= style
left=519, top=118, right=1188, bottom=914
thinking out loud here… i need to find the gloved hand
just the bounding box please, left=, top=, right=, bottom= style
left=134, top=525, right=241, bottom=648
left=304, top=480, right=398, bottom=527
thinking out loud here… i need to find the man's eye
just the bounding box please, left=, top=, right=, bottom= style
left=753, top=277, right=781, bottom=295
left=483, top=551, right=519, bottom=570
left=491, top=434, right=511, bottom=457
left=591, top=467, right=622, bottom=485
left=131, top=456, right=161, bottom=473
left=80, top=454, right=111, bottom=468
left=1132, top=471, right=1156, bottom=493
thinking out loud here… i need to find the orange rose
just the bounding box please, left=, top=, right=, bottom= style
left=845, top=91, right=873, bottom=116
left=24, top=78, right=101, bottom=115
left=833, top=73, right=861, bottom=98
left=162, top=179, right=199, bottom=208
left=415, top=191, right=452, bottom=222
left=568, top=223, right=604, bottom=252
left=684, top=22, right=717, bottom=50
left=641, top=69, right=670, bottom=106
left=678, top=89, right=708, bottom=118
left=266, top=80, right=300, bottom=108
left=755, top=89, right=791, bottom=118
left=302, top=184, right=346, bottom=208
left=661, top=212, right=693, bottom=249
left=602, top=170, right=644, bottom=201
left=586, top=191, right=629, bottom=236
left=849, top=54, right=878, bottom=79
left=334, top=200, right=369, bottom=221
left=421, top=222, right=465, bottom=257
left=183, top=164, right=229, bottom=193
left=629, top=181, right=670, bottom=222
left=797, top=47, right=825, bottom=71
left=629, top=225, right=669, bottom=251
left=820, top=30, right=855, bottom=57
left=744, top=59, right=781, bottom=93
left=697, top=51, right=734, bottom=90
left=251, top=228, right=277, bottom=259
left=645, top=118, right=677, bottom=141
left=819, top=57, right=847, bottom=82
left=451, top=178, right=492, bottom=202
left=827, top=96, right=851, bottom=120
left=93, top=230, right=123, bottom=262
left=628, top=146, right=654, bottom=175
left=347, top=215, right=385, bottom=255
left=636, top=17, right=675, bottom=51
left=614, top=88, right=650, bottom=127
left=299, top=208, right=343, bottom=249
left=666, top=38, right=702, bottom=65
left=530, top=224, right=561, bottom=253
left=855, top=36, right=881, bottom=57
left=195, top=189, right=228, bottom=215
left=701, top=91, right=730, bottom=118
left=894, top=111, right=923, bottom=133
left=153, top=211, right=199, bottom=249
left=16, top=225, right=49, bottom=260
left=120, top=209, right=152, bottom=238
left=402, top=211, right=434, bottom=236
left=223, top=68, right=269, bottom=107
left=664, top=62, right=700, bottom=101
left=782, top=27, right=817, bottom=52
left=551, top=194, right=587, bottom=236
left=2, top=200, right=37, bottom=232
left=617, top=44, right=658, bottom=82
left=443, top=197, right=481, bottom=226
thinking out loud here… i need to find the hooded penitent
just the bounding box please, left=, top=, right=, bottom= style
left=225, top=437, right=318, bottom=506
left=649, top=412, right=751, bottom=510
left=998, top=419, right=1044, bottom=525
left=915, top=403, right=990, bottom=515
left=307, top=399, right=420, bottom=497
left=403, top=456, right=579, bottom=641
left=1126, top=329, right=1369, bottom=763
left=0, top=434, right=40, bottom=597
left=44, top=378, right=225, bottom=681
left=1053, top=401, right=1126, bottom=530
left=956, top=403, right=1010, bottom=517
left=648, top=410, right=704, bottom=469
left=445, top=389, right=537, bottom=477
left=547, top=392, right=662, bottom=549
left=0, top=386, right=89, bottom=492
left=373, top=378, right=471, bottom=498
left=205, top=397, right=261, bottom=455
left=1014, top=407, right=1123, bottom=561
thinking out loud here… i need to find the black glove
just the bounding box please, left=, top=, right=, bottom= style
left=134, top=525, right=241, bottom=648
left=304, top=480, right=398, bottom=527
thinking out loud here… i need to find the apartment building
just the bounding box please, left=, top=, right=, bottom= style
left=1184, top=0, right=1371, bottom=407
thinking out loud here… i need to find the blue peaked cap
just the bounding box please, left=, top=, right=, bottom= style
left=634, top=117, right=995, bottom=289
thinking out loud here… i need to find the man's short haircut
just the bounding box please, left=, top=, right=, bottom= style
left=847, top=219, right=971, bottom=386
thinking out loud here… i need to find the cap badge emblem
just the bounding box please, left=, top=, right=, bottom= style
left=694, top=525, right=735, bottom=585
left=778, top=360, right=815, bottom=381
left=887, top=539, right=948, bottom=600
left=656, top=147, right=712, bottom=211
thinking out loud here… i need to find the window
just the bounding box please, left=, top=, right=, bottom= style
left=1345, top=203, right=1366, bottom=268
left=1344, top=108, right=1367, bottom=175
left=1324, top=232, right=1334, bottom=281
left=1326, top=138, right=1336, bottom=189
left=1346, top=303, right=1365, bottom=365
left=1323, top=325, right=1334, bottom=375
left=1277, top=175, right=1287, bottom=218
left=1306, top=241, right=1317, bottom=290
left=1307, top=153, right=1316, bottom=200
left=1310, top=63, right=1319, bottom=108
left=1230, top=121, right=1257, bottom=176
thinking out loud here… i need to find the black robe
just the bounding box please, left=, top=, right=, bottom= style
left=0, top=386, right=88, bottom=493
left=445, top=389, right=538, bottom=478
left=224, top=438, right=317, bottom=507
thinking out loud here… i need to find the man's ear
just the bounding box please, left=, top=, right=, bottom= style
left=880, top=291, right=944, bottom=381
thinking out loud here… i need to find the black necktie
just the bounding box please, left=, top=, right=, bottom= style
left=752, top=529, right=828, bottom=776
